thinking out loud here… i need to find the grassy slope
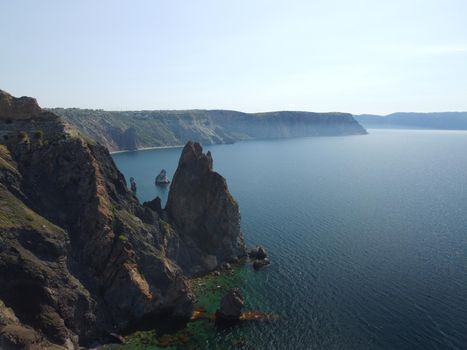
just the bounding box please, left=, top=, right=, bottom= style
left=0, top=145, right=63, bottom=234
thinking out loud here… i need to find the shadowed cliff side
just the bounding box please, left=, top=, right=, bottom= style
left=165, top=141, right=246, bottom=275
left=0, top=90, right=197, bottom=349
left=0, top=89, right=247, bottom=349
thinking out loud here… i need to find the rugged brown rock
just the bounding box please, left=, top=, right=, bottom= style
left=0, top=92, right=41, bottom=118
left=0, top=142, right=95, bottom=349
left=215, top=288, right=244, bottom=323
left=0, top=90, right=248, bottom=349
left=165, top=141, right=246, bottom=275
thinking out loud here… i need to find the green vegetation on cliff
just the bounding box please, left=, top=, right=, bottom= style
left=50, top=108, right=367, bottom=152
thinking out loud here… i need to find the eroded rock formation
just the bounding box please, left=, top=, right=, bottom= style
left=155, top=169, right=170, bottom=185
left=249, top=246, right=267, bottom=260
left=165, top=141, right=246, bottom=275
left=0, top=90, right=245, bottom=349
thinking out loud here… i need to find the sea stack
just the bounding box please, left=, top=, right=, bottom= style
left=130, top=177, right=137, bottom=193
left=155, top=169, right=170, bottom=185
left=249, top=246, right=271, bottom=270
left=249, top=246, right=267, bottom=260
left=166, top=141, right=246, bottom=275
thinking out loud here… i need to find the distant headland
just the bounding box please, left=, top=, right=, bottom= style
left=49, top=108, right=367, bottom=152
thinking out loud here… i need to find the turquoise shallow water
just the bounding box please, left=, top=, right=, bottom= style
left=113, top=130, right=467, bottom=350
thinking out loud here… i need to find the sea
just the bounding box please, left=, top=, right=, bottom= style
left=112, top=129, right=467, bottom=350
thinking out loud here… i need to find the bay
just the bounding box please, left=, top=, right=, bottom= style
left=113, top=130, right=467, bottom=350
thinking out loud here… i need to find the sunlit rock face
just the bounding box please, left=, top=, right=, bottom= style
left=0, top=90, right=41, bottom=117
left=166, top=141, right=246, bottom=275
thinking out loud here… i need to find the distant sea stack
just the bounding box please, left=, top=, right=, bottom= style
left=155, top=169, right=170, bottom=185
left=50, top=108, right=368, bottom=152
left=0, top=90, right=246, bottom=349
left=165, top=141, right=246, bottom=275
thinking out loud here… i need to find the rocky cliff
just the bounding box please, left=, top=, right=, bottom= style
left=166, top=142, right=246, bottom=275
left=0, top=90, right=244, bottom=349
left=50, top=108, right=368, bottom=152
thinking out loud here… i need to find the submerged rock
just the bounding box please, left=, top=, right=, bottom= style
left=253, top=258, right=271, bottom=270
left=155, top=169, right=170, bottom=185
left=215, top=288, right=244, bottom=323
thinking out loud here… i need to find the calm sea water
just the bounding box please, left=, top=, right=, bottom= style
left=113, top=130, right=467, bottom=350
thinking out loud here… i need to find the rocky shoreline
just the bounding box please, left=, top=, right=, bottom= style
left=115, top=257, right=276, bottom=349
left=0, top=90, right=247, bottom=349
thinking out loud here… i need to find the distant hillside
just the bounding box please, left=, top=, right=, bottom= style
left=355, top=112, right=467, bottom=130
left=50, top=108, right=367, bottom=152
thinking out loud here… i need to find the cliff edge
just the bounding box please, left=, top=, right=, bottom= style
left=0, top=90, right=245, bottom=349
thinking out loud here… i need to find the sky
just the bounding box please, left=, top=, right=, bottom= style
left=1, top=0, right=466, bottom=114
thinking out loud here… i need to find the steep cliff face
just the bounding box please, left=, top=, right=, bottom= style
left=0, top=90, right=247, bottom=349
left=51, top=108, right=368, bottom=152
left=108, top=126, right=138, bottom=150
left=0, top=90, right=201, bottom=348
left=166, top=141, right=246, bottom=275
left=0, top=144, right=95, bottom=350
left=14, top=136, right=193, bottom=327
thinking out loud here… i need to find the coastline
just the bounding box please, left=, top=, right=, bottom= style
left=108, top=131, right=370, bottom=155
left=109, top=144, right=185, bottom=154
left=119, top=265, right=247, bottom=349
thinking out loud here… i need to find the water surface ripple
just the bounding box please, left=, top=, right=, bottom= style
left=113, top=130, right=467, bottom=350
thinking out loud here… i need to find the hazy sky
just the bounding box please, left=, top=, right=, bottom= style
left=1, top=0, right=466, bottom=114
